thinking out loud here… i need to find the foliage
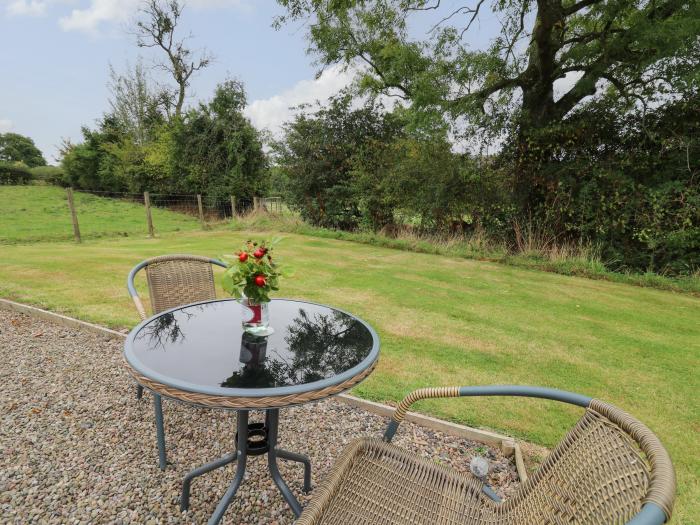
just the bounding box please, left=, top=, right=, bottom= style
left=276, top=96, right=514, bottom=235
left=0, top=161, right=33, bottom=185
left=59, top=79, right=268, bottom=201
left=275, top=0, right=700, bottom=224
left=275, top=95, right=403, bottom=230
left=60, top=117, right=128, bottom=191
left=107, top=60, right=167, bottom=145
left=221, top=239, right=282, bottom=303
left=275, top=90, right=698, bottom=274
left=0, top=133, right=46, bottom=168
left=275, top=0, right=700, bottom=144
left=376, top=139, right=513, bottom=234
left=30, top=165, right=64, bottom=185
left=171, top=80, right=269, bottom=200
left=528, top=93, right=700, bottom=274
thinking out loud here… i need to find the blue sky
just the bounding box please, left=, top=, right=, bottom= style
left=0, top=0, right=505, bottom=163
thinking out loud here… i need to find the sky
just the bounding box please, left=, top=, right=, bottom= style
left=0, top=0, right=509, bottom=163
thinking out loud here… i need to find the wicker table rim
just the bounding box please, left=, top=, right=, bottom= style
left=124, top=357, right=376, bottom=410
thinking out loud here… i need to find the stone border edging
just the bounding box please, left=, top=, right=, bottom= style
left=336, top=394, right=528, bottom=482
left=0, top=298, right=125, bottom=339
left=0, top=297, right=529, bottom=482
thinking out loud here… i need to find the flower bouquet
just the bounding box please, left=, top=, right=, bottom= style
left=222, top=239, right=282, bottom=335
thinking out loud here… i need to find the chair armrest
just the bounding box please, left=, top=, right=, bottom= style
left=127, top=260, right=149, bottom=321
left=383, top=385, right=592, bottom=442
left=131, top=295, right=147, bottom=320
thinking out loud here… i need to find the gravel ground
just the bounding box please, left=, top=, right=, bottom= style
left=1, top=308, right=519, bottom=524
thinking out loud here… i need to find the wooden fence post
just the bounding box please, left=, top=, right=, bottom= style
left=66, top=188, right=81, bottom=243
left=197, top=194, right=205, bottom=228
left=230, top=195, right=236, bottom=219
left=253, top=196, right=260, bottom=212
left=144, top=192, right=154, bottom=237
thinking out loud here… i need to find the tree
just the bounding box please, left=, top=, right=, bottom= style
left=107, top=60, right=166, bottom=145
left=275, top=0, right=700, bottom=206
left=171, top=79, right=268, bottom=199
left=60, top=116, right=129, bottom=191
left=133, top=0, right=212, bottom=119
left=275, top=95, right=403, bottom=230
left=0, top=133, right=46, bottom=167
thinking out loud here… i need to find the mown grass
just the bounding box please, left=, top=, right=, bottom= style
left=0, top=228, right=698, bottom=522
left=231, top=212, right=700, bottom=295
left=0, top=186, right=200, bottom=243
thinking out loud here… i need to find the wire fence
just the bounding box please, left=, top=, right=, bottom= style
left=2, top=185, right=285, bottom=243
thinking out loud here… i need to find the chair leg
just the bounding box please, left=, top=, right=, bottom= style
left=136, top=384, right=144, bottom=400
left=153, top=394, right=167, bottom=470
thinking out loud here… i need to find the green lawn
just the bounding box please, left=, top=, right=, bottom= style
left=1, top=186, right=200, bottom=243
left=0, top=229, right=698, bottom=522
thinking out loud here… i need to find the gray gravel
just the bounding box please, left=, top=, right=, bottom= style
left=0, top=308, right=519, bottom=524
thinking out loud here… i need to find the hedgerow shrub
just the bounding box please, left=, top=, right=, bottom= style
left=0, top=162, right=33, bottom=184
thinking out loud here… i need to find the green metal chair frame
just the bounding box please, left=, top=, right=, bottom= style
left=297, top=385, right=675, bottom=525
left=127, top=254, right=227, bottom=470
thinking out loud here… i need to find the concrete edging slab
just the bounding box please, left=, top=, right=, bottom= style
left=0, top=297, right=529, bottom=482
left=0, top=298, right=125, bottom=339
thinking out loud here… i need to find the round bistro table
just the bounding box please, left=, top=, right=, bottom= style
left=123, top=298, right=380, bottom=525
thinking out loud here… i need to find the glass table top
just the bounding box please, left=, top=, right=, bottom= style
left=125, top=299, right=379, bottom=397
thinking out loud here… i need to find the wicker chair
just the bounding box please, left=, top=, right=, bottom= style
left=127, top=254, right=227, bottom=470
left=297, top=386, right=675, bottom=525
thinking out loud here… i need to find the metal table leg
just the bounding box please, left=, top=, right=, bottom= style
left=181, top=452, right=238, bottom=511
left=207, top=411, right=249, bottom=525
left=153, top=394, right=167, bottom=470
left=275, top=448, right=312, bottom=493
left=180, top=408, right=313, bottom=525
left=266, top=409, right=305, bottom=516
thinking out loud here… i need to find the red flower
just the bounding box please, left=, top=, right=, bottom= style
left=254, top=275, right=266, bottom=287
left=238, top=252, right=248, bottom=262
left=253, top=248, right=265, bottom=259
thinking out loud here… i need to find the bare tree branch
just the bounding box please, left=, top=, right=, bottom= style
left=460, top=0, right=487, bottom=39
left=132, top=0, right=212, bottom=118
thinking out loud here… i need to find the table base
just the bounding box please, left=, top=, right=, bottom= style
left=180, top=409, right=312, bottom=525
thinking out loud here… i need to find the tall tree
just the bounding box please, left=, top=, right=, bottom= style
left=275, top=0, right=700, bottom=205
left=133, top=0, right=212, bottom=119
left=0, top=133, right=46, bottom=167
left=107, top=60, right=166, bottom=145
left=276, top=95, right=403, bottom=230
left=172, top=79, right=268, bottom=199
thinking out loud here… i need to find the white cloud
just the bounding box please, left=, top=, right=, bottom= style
left=0, top=119, right=13, bottom=132
left=58, top=0, right=137, bottom=33
left=5, top=0, right=49, bottom=16
left=58, top=0, right=250, bottom=34
left=244, top=65, right=355, bottom=136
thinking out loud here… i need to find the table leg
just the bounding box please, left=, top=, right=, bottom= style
left=275, top=448, right=312, bottom=493
left=180, top=452, right=238, bottom=511
left=266, top=409, right=304, bottom=517
left=153, top=394, right=167, bottom=470
left=181, top=409, right=312, bottom=523
left=207, top=410, right=249, bottom=525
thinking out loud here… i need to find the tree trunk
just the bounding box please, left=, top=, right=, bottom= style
left=512, top=0, right=565, bottom=214
left=175, top=82, right=186, bottom=118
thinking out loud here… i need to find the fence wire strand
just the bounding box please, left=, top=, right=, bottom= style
left=2, top=186, right=285, bottom=243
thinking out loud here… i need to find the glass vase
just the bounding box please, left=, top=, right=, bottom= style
left=240, top=298, right=271, bottom=335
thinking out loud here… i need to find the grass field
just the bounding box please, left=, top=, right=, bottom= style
left=0, top=226, right=698, bottom=522
left=0, top=186, right=200, bottom=243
